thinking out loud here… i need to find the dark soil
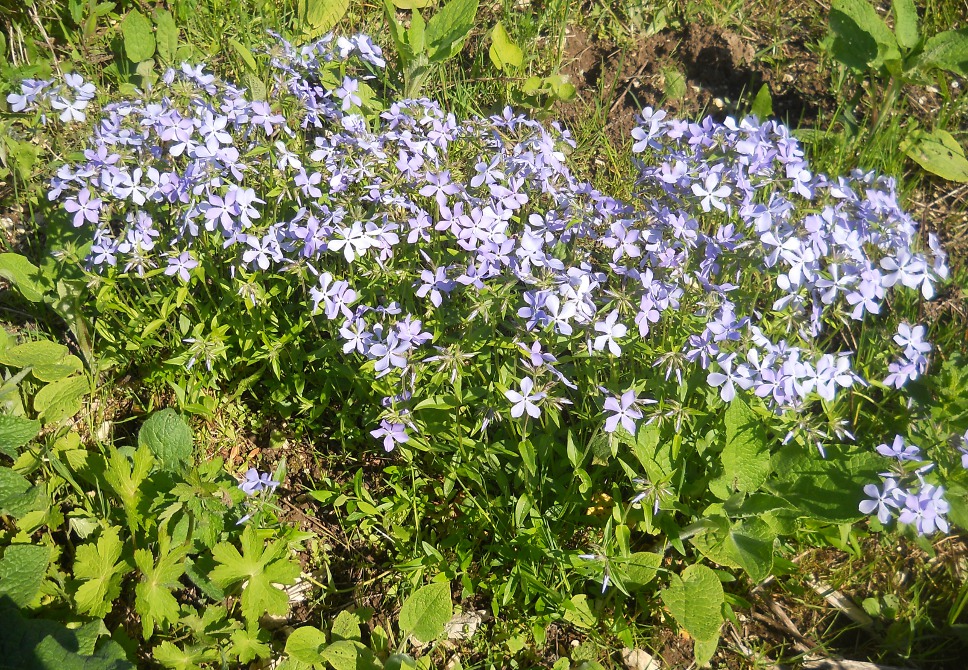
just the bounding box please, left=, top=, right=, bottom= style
left=558, top=21, right=834, bottom=148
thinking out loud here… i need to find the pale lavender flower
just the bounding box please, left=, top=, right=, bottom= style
left=370, top=420, right=409, bottom=452
left=239, top=468, right=280, bottom=495
left=505, top=378, right=544, bottom=419
left=165, top=251, right=198, bottom=282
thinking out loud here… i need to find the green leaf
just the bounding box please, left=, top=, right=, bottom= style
left=913, top=28, right=968, bottom=76
left=622, top=552, right=662, bottom=589
left=391, top=0, right=433, bottom=7
left=425, top=0, right=479, bottom=62
left=719, top=398, right=771, bottom=493
left=660, top=564, right=724, bottom=643
left=768, top=445, right=881, bottom=522
left=138, top=409, right=193, bottom=471
left=32, top=355, right=84, bottom=383
left=662, top=66, right=687, bottom=100
left=210, top=525, right=301, bottom=623
left=902, top=128, right=968, bottom=182
left=34, top=375, right=88, bottom=424
left=0, top=544, right=50, bottom=608
left=693, top=633, right=720, bottom=667
left=122, top=10, right=156, bottom=63
left=398, top=581, right=452, bottom=644
left=153, top=9, right=178, bottom=64
left=489, top=22, right=522, bottom=71
left=0, top=414, right=41, bottom=458
left=134, top=545, right=186, bottom=639
left=0, top=340, right=70, bottom=369
left=229, top=38, right=258, bottom=72
left=74, top=527, right=131, bottom=618
left=829, top=0, right=900, bottom=71
left=321, top=640, right=379, bottom=670
left=331, top=610, right=362, bottom=641
left=562, top=594, right=596, bottom=629
left=153, top=641, right=219, bottom=669
left=692, top=516, right=775, bottom=582
left=631, top=422, right=674, bottom=482
left=892, top=0, right=918, bottom=50
left=285, top=626, right=327, bottom=664
left=299, top=0, right=349, bottom=35
left=0, top=467, right=44, bottom=519
left=750, top=83, right=773, bottom=120
left=0, top=253, right=45, bottom=303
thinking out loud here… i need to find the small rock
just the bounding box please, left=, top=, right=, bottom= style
left=443, top=610, right=486, bottom=640
left=783, top=73, right=795, bottom=83
left=621, top=648, right=661, bottom=670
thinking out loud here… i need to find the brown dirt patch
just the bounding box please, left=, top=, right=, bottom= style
left=558, top=22, right=832, bottom=148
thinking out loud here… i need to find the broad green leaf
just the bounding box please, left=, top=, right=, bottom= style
left=154, top=9, right=178, bottom=64
left=300, top=0, right=349, bottom=34
left=622, top=551, right=662, bottom=589
left=425, top=0, right=479, bottom=62
left=32, top=354, right=83, bottom=382
left=750, top=83, right=773, bottom=120
left=321, top=640, right=379, bottom=670
left=0, top=253, right=45, bottom=303
left=210, top=525, right=301, bottom=623
left=285, top=626, right=327, bottom=664
left=0, top=340, right=70, bottom=369
left=693, top=633, right=720, bottom=667
left=768, top=445, right=881, bottom=522
left=139, top=409, right=193, bottom=471
left=135, top=545, right=187, bottom=639
left=719, top=398, right=771, bottom=493
left=0, top=414, right=40, bottom=458
left=122, top=10, right=156, bottom=63
left=398, top=581, right=453, bottom=644
left=391, top=0, right=433, bottom=7
left=892, top=0, right=918, bottom=50
left=632, top=422, right=674, bottom=482
left=0, top=544, right=50, bottom=608
left=409, top=10, right=426, bottom=54
left=489, top=22, right=522, bottom=71
left=229, top=38, right=258, bottom=72
left=331, top=610, right=362, bottom=641
left=562, top=594, right=596, bottom=629
left=913, top=28, right=968, bottom=76
left=692, top=516, right=775, bottom=582
left=74, top=527, right=131, bottom=618
left=829, top=0, right=900, bottom=70
left=0, top=467, right=44, bottom=519
left=662, top=66, right=687, bottom=100
left=660, top=564, right=724, bottom=642
left=902, top=128, right=968, bottom=182
left=34, top=375, right=89, bottom=424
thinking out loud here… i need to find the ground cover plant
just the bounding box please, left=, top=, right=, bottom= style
left=1, top=0, right=967, bottom=668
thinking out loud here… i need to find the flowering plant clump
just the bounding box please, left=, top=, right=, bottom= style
left=13, top=30, right=965, bottom=638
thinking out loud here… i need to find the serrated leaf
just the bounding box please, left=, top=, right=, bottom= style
left=135, top=545, right=187, bottom=639
left=398, top=581, right=452, bottom=644
left=0, top=467, right=45, bottom=519
left=0, top=340, right=70, bottom=369
left=769, top=445, right=881, bottom=522
left=154, top=9, right=178, bottom=64
left=0, top=414, right=40, bottom=458
left=425, top=0, right=478, bottom=62
left=914, top=28, right=968, bottom=76
left=489, top=22, right=522, bottom=71
left=892, top=0, right=918, bottom=50
left=122, top=10, right=156, bottom=63
left=74, top=527, right=131, bottom=618
left=0, top=544, right=50, bottom=608
left=210, top=525, right=301, bottom=623
left=719, top=398, right=771, bottom=493
left=829, top=0, right=900, bottom=71
left=0, top=253, right=45, bottom=303
left=660, top=564, right=724, bottom=643
left=34, top=375, right=88, bottom=424
left=153, top=641, right=219, bottom=669
left=139, top=409, right=193, bottom=471
left=902, top=128, right=968, bottom=182
left=693, top=516, right=775, bottom=582
left=286, top=626, right=327, bottom=663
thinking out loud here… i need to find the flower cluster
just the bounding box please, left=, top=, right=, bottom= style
left=37, top=32, right=952, bottom=534
left=7, top=72, right=96, bottom=123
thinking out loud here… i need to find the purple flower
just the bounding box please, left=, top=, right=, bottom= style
left=505, top=378, right=544, bottom=419
left=164, top=251, right=198, bottom=282
left=63, top=188, right=102, bottom=227
left=898, top=483, right=950, bottom=535
left=603, top=389, right=646, bottom=434
left=876, top=435, right=921, bottom=462
left=593, top=310, right=627, bottom=356
left=858, top=478, right=902, bottom=524
left=239, top=468, right=280, bottom=495
left=370, top=420, right=409, bottom=452
left=707, top=353, right=753, bottom=402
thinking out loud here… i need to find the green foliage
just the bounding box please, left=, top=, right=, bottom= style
left=488, top=22, right=522, bottom=71
left=0, top=544, right=50, bottom=608
left=138, top=409, right=193, bottom=471
left=121, top=10, right=156, bottom=63
left=297, top=0, right=350, bottom=40
left=398, top=581, right=453, bottom=645
left=73, top=527, right=131, bottom=618
left=660, top=564, right=724, bottom=662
